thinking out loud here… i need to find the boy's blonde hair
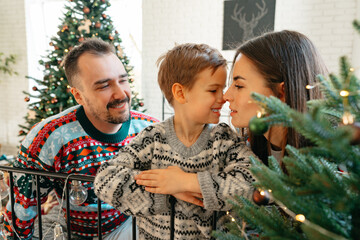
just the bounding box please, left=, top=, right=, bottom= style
left=157, top=43, right=227, bottom=105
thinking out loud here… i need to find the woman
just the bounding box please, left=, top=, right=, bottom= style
left=224, top=30, right=328, bottom=164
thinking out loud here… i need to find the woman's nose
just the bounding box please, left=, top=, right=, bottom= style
left=223, top=88, right=232, bottom=102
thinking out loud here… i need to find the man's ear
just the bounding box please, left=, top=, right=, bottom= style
left=70, top=87, right=85, bottom=105
left=172, top=83, right=187, bottom=104
left=278, top=82, right=286, bottom=102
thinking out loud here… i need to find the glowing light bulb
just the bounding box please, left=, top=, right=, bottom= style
left=342, top=111, right=354, bottom=125
left=69, top=180, right=88, bottom=206
left=306, top=85, right=314, bottom=89
left=257, top=111, right=262, bottom=118
left=295, top=214, right=305, bottom=222
left=53, top=223, right=65, bottom=240
left=340, top=90, right=350, bottom=97
left=0, top=172, right=9, bottom=200
left=231, top=218, right=235, bottom=222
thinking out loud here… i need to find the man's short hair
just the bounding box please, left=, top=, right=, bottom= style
left=157, top=43, right=227, bottom=105
left=63, top=38, right=116, bottom=88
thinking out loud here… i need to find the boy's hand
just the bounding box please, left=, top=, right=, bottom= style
left=134, top=166, right=200, bottom=194
left=172, top=192, right=204, bottom=207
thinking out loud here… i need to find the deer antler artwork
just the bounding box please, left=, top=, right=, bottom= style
left=231, top=0, right=268, bottom=42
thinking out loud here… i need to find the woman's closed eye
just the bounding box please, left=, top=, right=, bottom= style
left=235, top=85, right=244, bottom=89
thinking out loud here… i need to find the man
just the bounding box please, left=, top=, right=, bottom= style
left=5, top=38, right=158, bottom=239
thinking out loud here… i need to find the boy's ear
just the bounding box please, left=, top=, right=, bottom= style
left=172, top=83, right=187, bottom=104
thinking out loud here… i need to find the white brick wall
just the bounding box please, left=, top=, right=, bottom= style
left=0, top=0, right=28, bottom=155
left=142, top=0, right=359, bottom=120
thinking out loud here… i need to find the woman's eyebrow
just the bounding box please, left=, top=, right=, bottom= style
left=233, top=75, right=246, bottom=81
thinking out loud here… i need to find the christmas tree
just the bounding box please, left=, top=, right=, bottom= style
left=19, top=0, right=145, bottom=136
left=214, top=21, right=360, bottom=240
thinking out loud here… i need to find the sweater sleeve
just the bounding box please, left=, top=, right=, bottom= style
left=197, top=124, right=256, bottom=211
left=5, top=137, right=55, bottom=240
left=94, top=125, right=170, bottom=216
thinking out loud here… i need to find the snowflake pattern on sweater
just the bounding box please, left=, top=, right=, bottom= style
left=5, top=105, right=157, bottom=239
left=94, top=117, right=256, bottom=239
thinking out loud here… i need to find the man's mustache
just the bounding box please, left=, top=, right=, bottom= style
left=107, top=97, right=130, bottom=109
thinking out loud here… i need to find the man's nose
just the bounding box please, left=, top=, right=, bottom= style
left=112, top=84, right=127, bottom=100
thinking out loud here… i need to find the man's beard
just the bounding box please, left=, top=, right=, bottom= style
left=85, top=97, right=131, bottom=124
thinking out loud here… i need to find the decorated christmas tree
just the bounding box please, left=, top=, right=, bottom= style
left=215, top=20, right=360, bottom=240
left=19, top=0, right=145, bottom=136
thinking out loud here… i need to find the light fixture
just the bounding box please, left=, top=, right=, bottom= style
left=69, top=180, right=88, bottom=206
left=0, top=171, right=9, bottom=200
left=53, top=223, right=65, bottom=240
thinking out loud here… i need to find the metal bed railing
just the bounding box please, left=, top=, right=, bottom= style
left=0, top=166, right=217, bottom=240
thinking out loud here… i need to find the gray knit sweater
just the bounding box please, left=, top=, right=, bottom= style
left=94, top=117, right=255, bottom=239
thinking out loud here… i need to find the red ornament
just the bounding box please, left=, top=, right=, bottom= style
left=49, top=42, right=54, bottom=46
left=253, top=189, right=270, bottom=205
left=102, top=14, right=107, bottom=19
left=24, top=97, right=30, bottom=102
left=62, top=25, right=69, bottom=31
left=108, top=34, right=114, bottom=41
left=45, top=64, right=50, bottom=69
left=54, top=45, right=59, bottom=50
left=139, top=102, right=144, bottom=107
left=95, top=22, right=101, bottom=28
left=78, top=37, right=84, bottom=42
left=58, top=60, right=62, bottom=65
left=32, top=86, right=38, bottom=91
left=68, top=46, right=73, bottom=51
left=51, top=98, right=58, bottom=104
left=34, top=106, right=38, bottom=110
left=19, top=130, right=25, bottom=135
left=83, top=7, right=90, bottom=14
left=115, top=30, right=119, bottom=34
left=101, top=0, right=106, bottom=3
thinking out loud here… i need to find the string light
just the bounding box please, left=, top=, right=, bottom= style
left=305, top=82, right=321, bottom=89
left=257, top=111, right=262, bottom=118
left=295, top=214, right=306, bottom=222
left=340, top=90, right=349, bottom=97
left=342, top=111, right=354, bottom=125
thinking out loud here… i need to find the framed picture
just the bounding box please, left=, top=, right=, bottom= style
left=223, top=0, right=276, bottom=50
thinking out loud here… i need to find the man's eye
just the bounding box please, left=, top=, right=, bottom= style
left=98, top=85, right=109, bottom=89
left=235, top=85, right=244, bottom=89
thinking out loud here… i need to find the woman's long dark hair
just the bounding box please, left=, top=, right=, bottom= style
left=232, top=30, right=328, bottom=164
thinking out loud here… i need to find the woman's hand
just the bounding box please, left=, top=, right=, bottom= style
left=134, top=166, right=201, bottom=194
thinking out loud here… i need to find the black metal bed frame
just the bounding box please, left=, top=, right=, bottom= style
left=0, top=166, right=217, bottom=240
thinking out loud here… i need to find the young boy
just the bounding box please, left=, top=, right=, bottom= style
left=94, top=43, right=255, bottom=239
